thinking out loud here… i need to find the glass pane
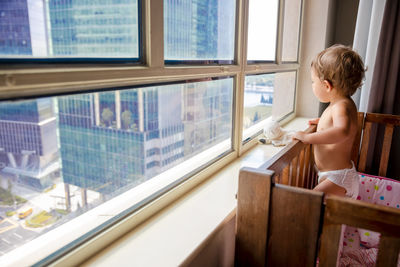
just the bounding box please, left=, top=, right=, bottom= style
left=0, top=0, right=139, bottom=58
left=247, top=0, right=279, bottom=61
left=164, top=0, right=236, bottom=61
left=243, top=72, right=296, bottom=139
left=282, top=0, right=302, bottom=62
left=0, top=78, right=233, bottom=264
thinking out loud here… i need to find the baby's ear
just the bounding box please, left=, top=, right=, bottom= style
left=323, top=80, right=333, bottom=91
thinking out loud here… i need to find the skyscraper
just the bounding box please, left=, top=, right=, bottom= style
left=164, top=0, right=235, bottom=60
left=0, top=99, right=59, bottom=189
left=0, top=0, right=48, bottom=56
left=57, top=86, right=185, bottom=200
left=46, top=0, right=139, bottom=57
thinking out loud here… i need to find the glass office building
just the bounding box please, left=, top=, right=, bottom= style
left=47, top=0, right=139, bottom=57
left=0, top=99, right=59, bottom=189
left=164, top=0, right=235, bottom=60
left=57, top=86, right=185, bottom=198
left=0, top=0, right=48, bottom=56
left=57, top=79, right=232, bottom=201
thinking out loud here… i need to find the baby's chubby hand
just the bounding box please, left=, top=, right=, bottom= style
left=292, top=131, right=309, bottom=144
left=308, top=118, right=320, bottom=125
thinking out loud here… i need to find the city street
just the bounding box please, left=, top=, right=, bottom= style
left=0, top=177, right=101, bottom=255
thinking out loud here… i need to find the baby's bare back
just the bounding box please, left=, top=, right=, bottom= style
left=314, top=99, right=358, bottom=172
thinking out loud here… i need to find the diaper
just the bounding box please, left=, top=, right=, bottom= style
left=317, top=162, right=360, bottom=198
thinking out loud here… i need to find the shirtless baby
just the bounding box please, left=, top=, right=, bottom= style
left=293, top=45, right=365, bottom=198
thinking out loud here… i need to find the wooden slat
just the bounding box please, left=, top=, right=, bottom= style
left=325, top=196, right=400, bottom=237
left=365, top=112, right=400, bottom=126
left=312, top=167, right=318, bottom=188
left=291, top=156, right=299, bottom=186
left=281, top=165, right=289, bottom=185
left=298, top=148, right=305, bottom=188
left=376, top=235, right=400, bottom=267
left=304, top=145, right=311, bottom=189
left=266, top=184, right=323, bottom=267
left=274, top=174, right=280, bottom=184
left=235, top=167, right=274, bottom=267
left=351, top=112, right=365, bottom=166
left=318, top=223, right=342, bottom=267
left=358, top=121, right=372, bottom=172
left=378, top=124, right=394, bottom=177
left=288, top=162, right=293, bottom=186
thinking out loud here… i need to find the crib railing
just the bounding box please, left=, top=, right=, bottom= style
left=235, top=168, right=400, bottom=267
left=259, top=124, right=317, bottom=189
left=259, top=112, right=400, bottom=188
left=357, top=112, right=400, bottom=177
left=235, top=112, right=400, bottom=266
left=319, top=195, right=400, bottom=267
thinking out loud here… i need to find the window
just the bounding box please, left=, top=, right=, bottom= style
left=0, top=0, right=139, bottom=60
left=0, top=0, right=302, bottom=265
left=247, top=0, right=279, bottom=62
left=281, top=0, right=302, bottom=62
left=164, top=0, right=236, bottom=62
left=243, top=72, right=297, bottom=140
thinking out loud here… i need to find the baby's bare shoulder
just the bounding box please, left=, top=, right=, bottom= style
left=332, top=98, right=357, bottom=115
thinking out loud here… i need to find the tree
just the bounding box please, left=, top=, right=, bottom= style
left=101, top=108, right=114, bottom=127
left=121, top=110, right=132, bottom=129
left=261, top=94, right=266, bottom=104
left=253, top=111, right=260, bottom=122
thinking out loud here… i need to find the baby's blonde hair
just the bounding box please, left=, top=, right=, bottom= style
left=311, top=44, right=366, bottom=96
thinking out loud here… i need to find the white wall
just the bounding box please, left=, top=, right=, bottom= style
left=296, top=0, right=333, bottom=118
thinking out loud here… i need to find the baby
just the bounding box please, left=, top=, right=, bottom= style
left=293, top=44, right=365, bottom=198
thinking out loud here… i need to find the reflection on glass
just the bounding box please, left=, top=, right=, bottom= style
left=0, top=0, right=139, bottom=58
left=247, top=0, right=279, bottom=61
left=243, top=71, right=296, bottom=135
left=282, top=0, right=302, bottom=62
left=0, top=78, right=233, bottom=257
left=164, top=0, right=236, bottom=61
left=243, top=74, right=274, bottom=130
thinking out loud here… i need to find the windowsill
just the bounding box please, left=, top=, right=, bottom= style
left=80, top=117, right=310, bottom=266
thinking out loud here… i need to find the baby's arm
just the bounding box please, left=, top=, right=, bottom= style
left=293, top=103, right=351, bottom=144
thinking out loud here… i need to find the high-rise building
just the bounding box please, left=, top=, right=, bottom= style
left=164, top=0, right=235, bottom=60
left=0, top=0, right=48, bottom=56
left=46, top=0, right=139, bottom=57
left=57, top=87, right=185, bottom=198
left=0, top=99, right=59, bottom=189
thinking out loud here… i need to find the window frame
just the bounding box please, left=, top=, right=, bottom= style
left=0, top=0, right=304, bottom=265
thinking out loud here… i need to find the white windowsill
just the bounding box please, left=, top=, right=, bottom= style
left=80, top=117, right=310, bottom=267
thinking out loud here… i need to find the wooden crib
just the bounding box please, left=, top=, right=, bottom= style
left=235, top=112, right=400, bottom=267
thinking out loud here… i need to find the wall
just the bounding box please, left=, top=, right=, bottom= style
left=296, top=0, right=332, bottom=118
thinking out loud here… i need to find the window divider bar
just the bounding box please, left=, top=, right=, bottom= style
left=147, top=0, right=164, bottom=69
left=275, top=0, right=285, bottom=65
left=235, top=0, right=249, bottom=156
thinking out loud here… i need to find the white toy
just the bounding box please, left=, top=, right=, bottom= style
left=261, top=120, right=294, bottom=147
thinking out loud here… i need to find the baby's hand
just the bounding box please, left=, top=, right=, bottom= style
left=308, top=118, right=320, bottom=125
left=292, top=131, right=309, bottom=144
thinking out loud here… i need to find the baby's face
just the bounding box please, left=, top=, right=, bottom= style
left=311, top=69, right=330, bottom=103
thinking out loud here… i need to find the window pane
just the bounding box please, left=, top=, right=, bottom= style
left=0, top=0, right=139, bottom=58
left=282, top=0, right=302, bottom=62
left=243, top=72, right=296, bottom=139
left=272, top=71, right=296, bottom=119
left=247, top=0, right=279, bottom=61
left=0, top=78, right=233, bottom=264
left=164, top=0, right=236, bottom=61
